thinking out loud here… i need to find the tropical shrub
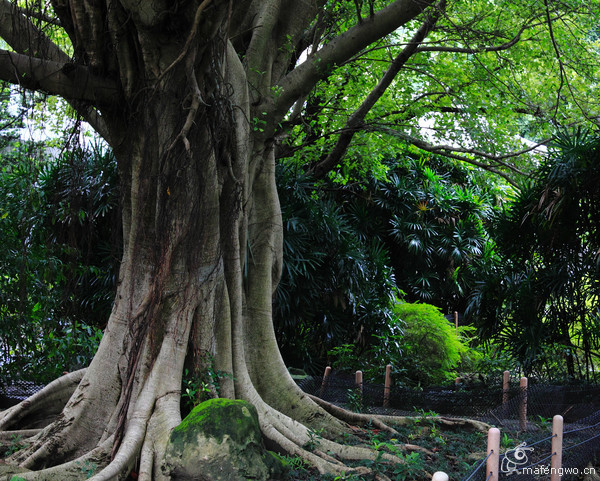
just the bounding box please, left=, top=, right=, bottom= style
left=391, top=301, right=477, bottom=385
left=329, top=300, right=478, bottom=386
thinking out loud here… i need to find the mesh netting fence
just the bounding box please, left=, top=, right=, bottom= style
left=298, top=371, right=600, bottom=480
left=3, top=372, right=600, bottom=479
left=0, top=380, right=44, bottom=408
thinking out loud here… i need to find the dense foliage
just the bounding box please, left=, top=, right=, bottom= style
left=277, top=1, right=600, bottom=184
left=3, top=0, right=600, bottom=388
left=4, top=125, right=600, bottom=388
left=0, top=135, right=119, bottom=384
left=468, top=130, right=600, bottom=381
left=275, top=150, right=500, bottom=374
left=274, top=163, right=398, bottom=372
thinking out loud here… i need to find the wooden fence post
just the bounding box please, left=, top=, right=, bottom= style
left=454, top=311, right=459, bottom=331
left=383, top=364, right=392, bottom=408
left=355, top=370, right=363, bottom=410
left=550, top=415, right=563, bottom=481
left=501, top=370, right=510, bottom=417
left=487, top=427, right=500, bottom=481
left=502, top=371, right=510, bottom=405
left=355, top=370, right=363, bottom=392
left=519, top=377, right=528, bottom=431
left=432, top=472, right=449, bottom=481
left=320, top=366, right=331, bottom=398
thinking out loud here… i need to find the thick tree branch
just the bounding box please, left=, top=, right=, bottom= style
left=0, top=0, right=68, bottom=62
left=369, top=125, right=545, bottom=186
left=244, top=0, right=282, bottom=97
left=415, top=20, right=529, bottom=54
left=0, top=0, right=113, bottom=140
left=270, top=0, right=323, bottom=84
left=0, top=50, right=119, bottom=105
left=269, top=0, right=434, bottom=122
left=309, top=1, right=445, bottom=179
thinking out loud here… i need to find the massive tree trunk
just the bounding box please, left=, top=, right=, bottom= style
left=0, top=1, right=481, bottom=479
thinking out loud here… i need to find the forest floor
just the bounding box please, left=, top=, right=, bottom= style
left=1, top=407, right=485, bottom=480
left=279, top=412, right=488, bottom=481
left=278, top=410, right=600, bottom=481
left=2, top=406, right=599, bottom=481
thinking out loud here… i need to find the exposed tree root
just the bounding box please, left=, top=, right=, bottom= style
left=1, top=437, right=112, bottom=481
left=0, top=371, right=488, bottom=481
left=0, top=429, right=40, bottom=440
left=309, top=394, right=400, bottom=433
left=309, top=394, right=491, bottom=433
left=373, top=413, right=491, bottom=433
left=0, top=370, right=84, bottom=432
left=237, top=386, right=408, bottom=478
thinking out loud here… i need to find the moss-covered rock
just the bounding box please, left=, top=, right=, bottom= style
left=161, top=398, right=285, bottom=481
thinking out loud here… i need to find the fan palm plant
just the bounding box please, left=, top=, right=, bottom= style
left=468, top=129, right=600, bottom=380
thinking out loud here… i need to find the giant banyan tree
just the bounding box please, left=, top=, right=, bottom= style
left=1, top=0, right=583, bottom=478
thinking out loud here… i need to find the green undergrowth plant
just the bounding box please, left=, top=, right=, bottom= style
left=328, top=300, right=479, bottom=386
left=181, top=354, right=235, bottom=413
left=3, top=434, right=25, bottom=456
left=346, top=386, right=364, bottom=413
left=280, top=454, right=309, bottom=476
left=281, top=415, right=487, bottom=481
left=76, top=460, right=97, bottom=479
left=304, top=428, right=325, bottom=452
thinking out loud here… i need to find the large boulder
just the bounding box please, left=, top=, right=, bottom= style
left=161, top=398, right=285, bottom=481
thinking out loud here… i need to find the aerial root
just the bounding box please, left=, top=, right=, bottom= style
left=259, top=419, right=343, bottom=474
left=256, top=404, right=356, bottom=475
left=138, top=433, right=155, bottom=481
left=308, top=395, right=398, bottom=433
left=319, top=436, right=404, bottom=464
left=372, top=413, right=490, bottom=433
left=136, top=392, right=182, bottom=481
left=308, top=394, right=490, bottom=433
left=86, top=389, right=161, bottom=481
left=0, top=429, right=41, bottom=439
left=258, top=403, right=408, bottom=479
left=0, top=369, right=85, bottom=431
left=435, top=416, right=491, bottom=432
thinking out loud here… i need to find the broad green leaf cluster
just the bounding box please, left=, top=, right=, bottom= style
left=282, top=0, right=600, bottom=184
left=468, top=129, right=600, bottom=380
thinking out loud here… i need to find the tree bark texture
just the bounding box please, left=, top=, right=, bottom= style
left=0, top=1, right=471, bottom=479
